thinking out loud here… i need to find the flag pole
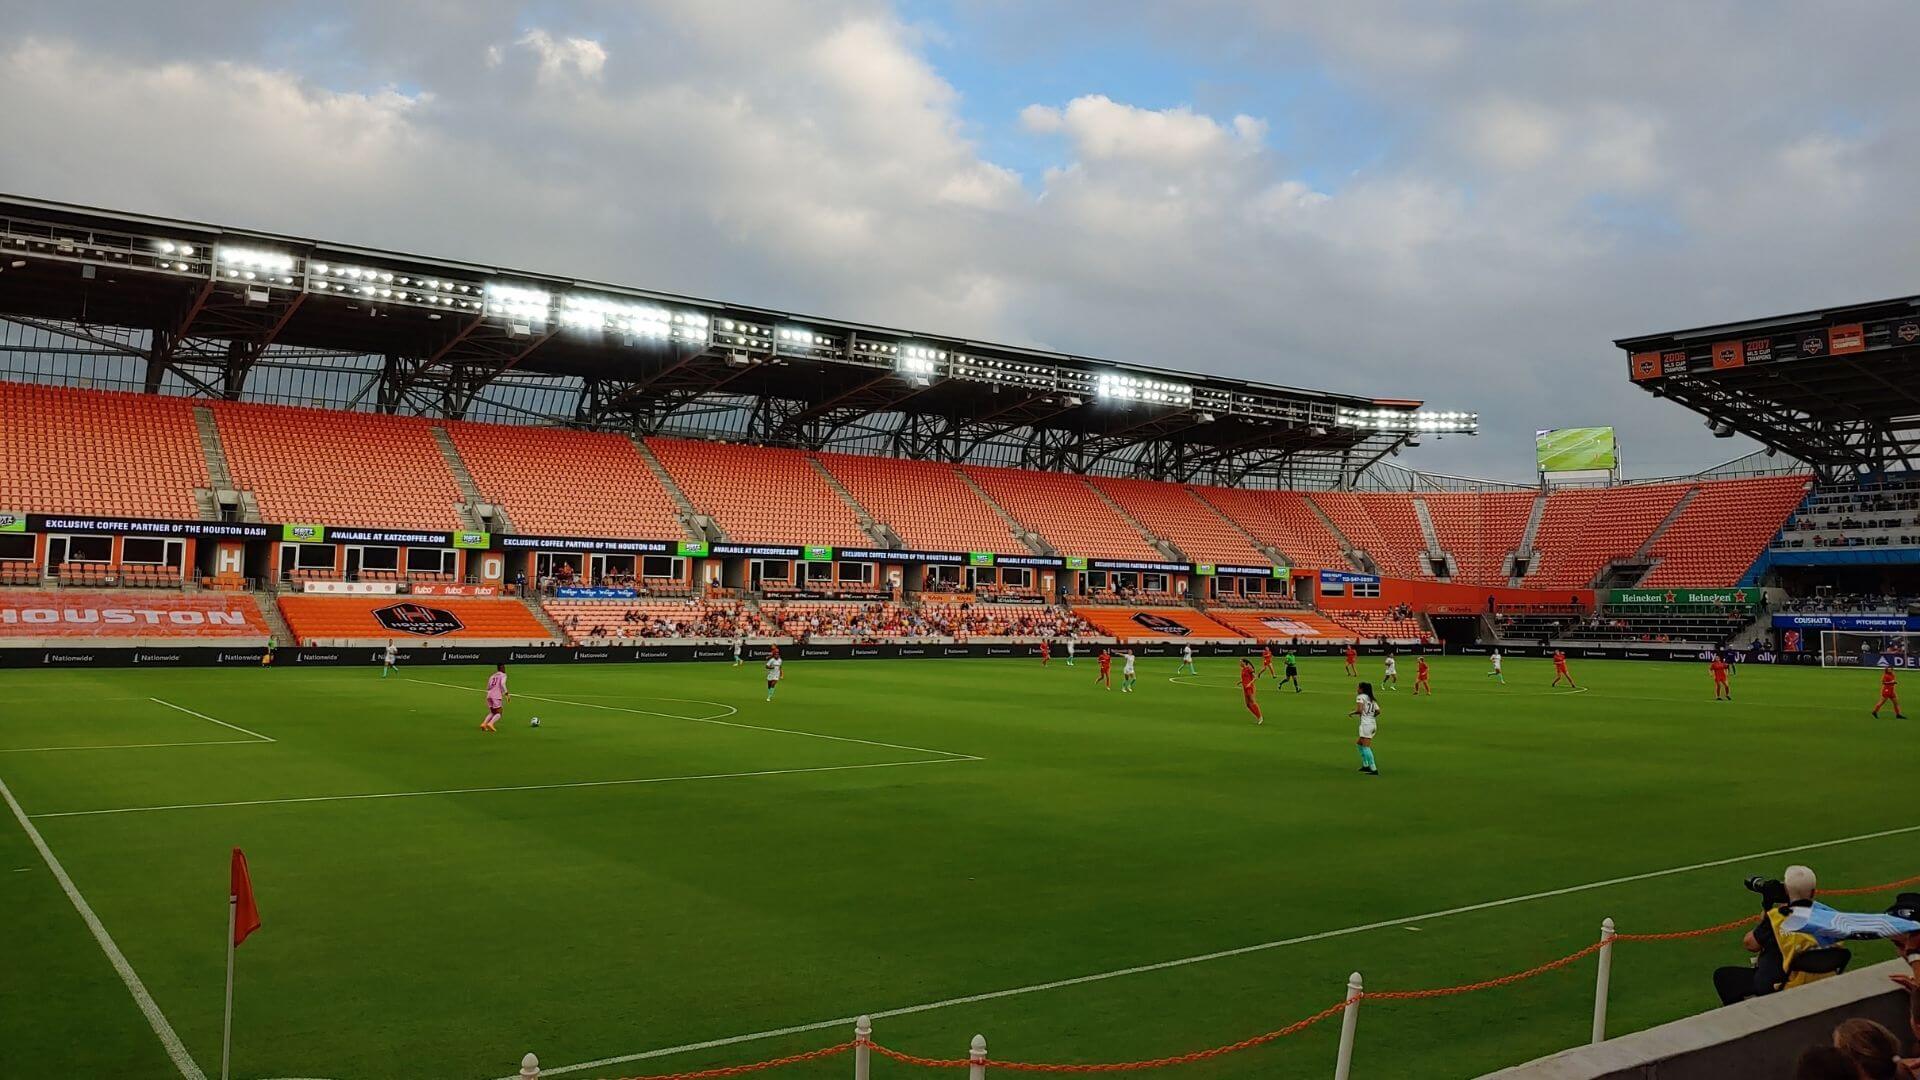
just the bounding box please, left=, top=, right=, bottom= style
left=221, top=892, right=237, bottom=1080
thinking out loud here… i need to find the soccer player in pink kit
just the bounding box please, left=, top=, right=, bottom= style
left=482, top=663, right=508, bottom=732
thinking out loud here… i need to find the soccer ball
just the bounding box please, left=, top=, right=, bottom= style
left=530, top=716, right=541, bottom=728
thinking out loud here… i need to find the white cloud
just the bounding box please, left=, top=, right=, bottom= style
left=513, top=28, right=606, bottom=83
left=1021, top=95, right=1261, bottom=167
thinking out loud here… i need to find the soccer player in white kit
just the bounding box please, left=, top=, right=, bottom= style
left=1351, top=682, right=1381, bottom=775
left=1487, top=649, right=1505, bottom=684
left=764, top=649, right=783, bottom=701
left=381, top=640, right=397, bottom=679
left=1381, top=652, right=1399, bottom=690
left=1121, top=650, right=1138, bottom=693
left=1179, top=644, right=1196, bottom=675
left=732, top=634, right=744, bottom=666
left=1065, top=638, right=1076, bottom=667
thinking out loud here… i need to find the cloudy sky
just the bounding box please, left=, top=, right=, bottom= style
left=2, top=0, right=1916, bottom=480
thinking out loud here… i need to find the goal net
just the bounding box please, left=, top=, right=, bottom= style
left=1819, top=630, right=1920, bottom=669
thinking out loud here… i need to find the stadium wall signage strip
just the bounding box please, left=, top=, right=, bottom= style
left=1771, top=613, right=1920, bottom=631
left=0, top=642, right=1715, bottom=668
left=1606, top=587, right=1756, bottom=607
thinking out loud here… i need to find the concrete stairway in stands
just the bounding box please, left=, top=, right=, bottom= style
left=1084, top=480, right=1185, bottom=562
left=522, top=596, right=565, bottom=641
left=1510, top=491, right=1550, bottom=586
left=192, top=405, right=252, bottom=521
left=1633, top=487, right=1699, bottom=560
left=631, top=437, right=719, bottom=542
left=808, top=458, right=900, bottom=548
left=1189, top=488, right=1290, bottom=565
left=251, top=592, right=294, bottom=643
left=430, top=426, right=500, bottom=534
left=1306, top=497, right=1372, bottom=572
left=957, top=469, right=1054, bottom=555
left=1411, top=497, right=1453, bottom=579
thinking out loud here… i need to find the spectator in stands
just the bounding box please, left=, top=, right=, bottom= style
left=1831, top=1018, right=1908, bottom=1079
left=1794, top=1045, right=1859, bottom=1080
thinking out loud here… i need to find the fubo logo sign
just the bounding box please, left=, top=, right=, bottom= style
left=0, top=512, right=24, bottom=533
left=282, top=523, right=325, bottom=543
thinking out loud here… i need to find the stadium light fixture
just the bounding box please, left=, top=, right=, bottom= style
left=484, top=283, right=553, bottom=322
left=897, top=344, right=943, bottom=377
left=1336, top=407, right=1478, bottom=434
left=216, top=246, right=295, bottom=278
left=1096, top=371, right=1193, bottom=407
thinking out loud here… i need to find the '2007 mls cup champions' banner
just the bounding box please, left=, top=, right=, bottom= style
left=0, top=592, right=267, bottom=638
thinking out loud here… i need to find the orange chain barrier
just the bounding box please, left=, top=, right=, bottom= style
left=600, top=1041, right=853, bottom=1080
left=595, top=873, right=1920, bottom=1076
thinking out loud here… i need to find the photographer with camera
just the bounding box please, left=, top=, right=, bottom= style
left=1715, top=866, right=1823, bottom=1006
left=1715, top=868, right=1920, bottom=1006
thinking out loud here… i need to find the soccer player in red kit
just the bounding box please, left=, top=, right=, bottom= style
left=1710, top=654, right=1731, bottom=700
left=1343, top=644, right=1358, bottom=677
left=1097, top=649, right=1113, bottom=689
left=1874, top=666, right=1905, bottom=718
left=1412, top=656, right=1432, bottom=695
left=1259, top=645, right=1277, bottom=679
left=1040, top=639, right=1051, bottom=666
left=1240, top=658, right=1264, bottom=724
left=1551, top=649, right=1577, bottom=688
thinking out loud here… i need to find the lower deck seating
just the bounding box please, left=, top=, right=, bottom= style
left=1206, top=609, right=1359, bottom=642
left=541, top=599, right=764, bottom=643
left=1072, top=607, right=1241, bottom=640
left=277, top=596, right=550, bottom=644
left=1325, top=610, right=1427, bottom=641
left=0, top=591, right=268, bottom=638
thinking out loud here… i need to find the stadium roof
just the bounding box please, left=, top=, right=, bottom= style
left=0, top=193, right=1475, bottom=486
left=1617, top=294, right=1920, bottom=481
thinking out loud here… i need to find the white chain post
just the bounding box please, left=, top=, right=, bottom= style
left=1333, top=971, right=1363, bottom=1080
left=968, top=1033, right=988, bottom=1080
left=854, top=1015, right=871, bottom=1080
left=519, top=1051, right=540, bottom=1078
left=1591, top=917, right=1616, bottom=1045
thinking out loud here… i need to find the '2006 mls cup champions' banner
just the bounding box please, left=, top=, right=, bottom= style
left=0, top=592, right=267, bottom=638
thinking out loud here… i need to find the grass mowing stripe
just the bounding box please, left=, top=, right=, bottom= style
left=0, top=739, right=265, bottom=754
left=531, top=819, right=1920, bottom=1079
left=29, top=757, right=979, bottom=818
left=0, top=776, right=208, bottom=1080
left=147, top=697, right=276, bottom=742
left=405, top=677, right=982, bottom=761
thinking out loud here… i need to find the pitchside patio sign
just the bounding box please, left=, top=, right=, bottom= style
left=1606, top=588, right=1758, bottom=608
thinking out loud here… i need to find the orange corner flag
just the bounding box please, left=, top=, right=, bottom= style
left=230, top=848, right=261, bottom=948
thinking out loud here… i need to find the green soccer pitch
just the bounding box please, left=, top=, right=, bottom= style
left=1534, top=428, right=1617, bottom=473
left=2, top=656, right=1911, bottom=1080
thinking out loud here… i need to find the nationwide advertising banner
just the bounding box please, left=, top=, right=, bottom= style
left=1535, top=427, right=1618, bottom=472
left=1608, top=587, right=1756, bottom=608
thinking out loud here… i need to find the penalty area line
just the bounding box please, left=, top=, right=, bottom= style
left=148, top=697, right=276, bottom=743
left=0, top=739, right=265, bottom=754
left=529, top=819, right=1920, bottom=1079
left=0, top=776, right=207, bottom=1080
left=30, top=757, right=976, bottom=819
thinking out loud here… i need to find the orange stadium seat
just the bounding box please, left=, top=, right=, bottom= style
left=962, top=466, right=1162, bottom=561
left=277, top=596, right=550, bottom=644
left=815, top=452, right=1015, bottom=552
left=1087, top=477, right=1268, bottom=564
left=211, top=401, right=464, bottom=530
left=647, top=439, right=869, bottom=546
left=1207, top=609, right=1358, bottom=642
left=1424, top=492, right=1536, bottom=585
left=1310, top=493, right=1425, bottom=579
left=0, top=382, right=205, bottom=518
left=1073, top=607, right=1240, bottom=640
left=1639, top=475, right=1810, bottom=586
left=448, top=422, right=683, bottom=538
left=1528, top=483, right=1691, bottom=588
left=1326, top=609, right=1427, bottom=641
left=1194, top=488, right=1350, bottom=570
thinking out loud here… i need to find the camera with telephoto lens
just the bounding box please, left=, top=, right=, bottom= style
left=1745, top=876, right=1789, bottom=909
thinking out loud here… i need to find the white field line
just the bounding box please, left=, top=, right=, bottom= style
left=405, top=678, right=980, bottom=761
left=1166, top=673, right=1590, bottom=697
left=148, top=698, right=276, bottom=743
left=0, top=776, right=207, bottom=1080
left=0, top=739, right=264, bottom=754
left=30, top=757, right=975, bottom=819
left=528, top=820, right=1920, bottom=1079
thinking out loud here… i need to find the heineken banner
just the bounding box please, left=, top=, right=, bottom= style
left=1607, top=587, right=1757, bottom=607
